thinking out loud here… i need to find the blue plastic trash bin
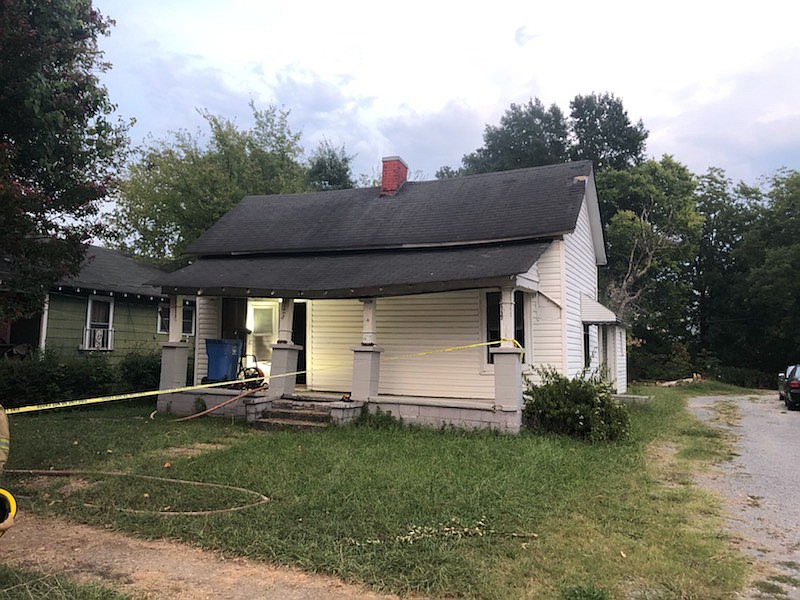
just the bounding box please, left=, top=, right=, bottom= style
left=205, top=338, right=242, bottom=382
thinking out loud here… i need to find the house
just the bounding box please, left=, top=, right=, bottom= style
left=1, top=246, right=195, bottom=365
left=154, top=158, right=626, bottom=432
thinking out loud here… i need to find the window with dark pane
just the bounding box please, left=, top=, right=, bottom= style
left=485, top=291, right=525, bottom=363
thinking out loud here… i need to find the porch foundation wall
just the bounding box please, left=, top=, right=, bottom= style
left=367, top=399, right=522, bottom=433
left=157, top=388, right=268, bottom=419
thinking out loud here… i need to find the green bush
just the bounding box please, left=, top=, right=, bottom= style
left=0, top=350, right=159, bottom=409
left=118, top=349, right=162, bottom=392
left=522, top=368, right=630, bottom=442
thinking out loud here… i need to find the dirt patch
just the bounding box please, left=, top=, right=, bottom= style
left=159, top=442, right=229, bottom=458
left=0, top=512, right=400, bottom=600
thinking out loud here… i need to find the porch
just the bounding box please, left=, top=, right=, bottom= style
left=156, top=386, right=522, bottom=431
left=157, top=291, right=527, bottom=433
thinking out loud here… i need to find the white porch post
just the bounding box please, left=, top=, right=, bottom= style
left=269, top=298, right=302, bottom=398
left=351, top=298, right=382, bottom=401
left=159, top=294, right=190, bottom=395
left=277, top=298, right=294, bottom=343
left=168, top=295, right=184, bottom=342
left=491, top=286, right=523, bottom=432
left=499, top=287, right=515, bottom=347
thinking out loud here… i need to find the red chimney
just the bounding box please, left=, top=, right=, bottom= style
left=379, top=156, right=408, bottom=196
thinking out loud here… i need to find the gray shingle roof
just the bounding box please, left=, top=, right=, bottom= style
left=158, top=242, right=551, bottom=299
left=61, top=246, right=167, bottom=298
left=157, top=161, right=595, bottom=298
left=186, top=161, right=593, bottom=255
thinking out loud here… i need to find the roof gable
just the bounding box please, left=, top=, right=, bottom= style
left=186, top=161, right=595, bottom=256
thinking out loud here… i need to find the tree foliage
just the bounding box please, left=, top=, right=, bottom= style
left=460, top=99, right=569, bottom=174
left=569, top=92, right=648, bottom=171
left=0, top=0, right=129, bottom=320
left=439, top=93, right=647, bottom=177
left=599, top=156, right=702, bottom=326
left=307, top=139, right=355, bottom=190
left=107, top=103, right=305, bottom=264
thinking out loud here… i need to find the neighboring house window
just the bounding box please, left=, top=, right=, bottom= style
left=157, top=301, right=196, bottom=336
left=157, top=303, right=169, bottom=334
left=485, top=290, right=526, bottom=364
left=182, top=303, right=195, bottom=336
left=83, top=297, right=114, bottom=351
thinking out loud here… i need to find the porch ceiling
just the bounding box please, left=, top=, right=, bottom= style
left=154, top=241, right=551, bottom=299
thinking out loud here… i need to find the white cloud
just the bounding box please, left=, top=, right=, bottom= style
left=95, top=0, right=800, bottom=184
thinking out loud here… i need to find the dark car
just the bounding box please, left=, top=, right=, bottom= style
left=779, top=365, right=800, bottom=409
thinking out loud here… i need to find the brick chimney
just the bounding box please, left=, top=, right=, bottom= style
left=379, top=156, right=408, bottom=196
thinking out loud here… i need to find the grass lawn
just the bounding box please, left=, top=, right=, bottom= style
left=0, top=563, right=130, bottom=599
left=3, top=381, right=752, bottom=599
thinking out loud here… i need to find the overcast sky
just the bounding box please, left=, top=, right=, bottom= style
left=93, top=0, right=799, bottom=185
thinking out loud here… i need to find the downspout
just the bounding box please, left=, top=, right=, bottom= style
left=38, top=293, right=49, bottom=352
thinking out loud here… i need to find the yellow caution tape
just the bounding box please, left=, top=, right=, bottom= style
left=386, top=338, right=524, bottom=362
left=6, top=339, right=522, bottom=415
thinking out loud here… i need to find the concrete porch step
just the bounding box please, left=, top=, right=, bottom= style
left=262, top=406, right=332, bottom=423
left=252, top=401, right=334, bottom=432
left=251, top=417, right=330, bottom=432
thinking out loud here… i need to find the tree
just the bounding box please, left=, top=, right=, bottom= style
left=107, top=103, right=305, bottom=264
left=458, top=99, right=569, bottom=175
left=598, top=157, right=702, bottom=378
left=307, top=139, right=355, bottom=190
left=569, top=92, right=648, bottom=171
left=736, top=170, right=800, bottom=369
left=0, top=0, right=129, bottom=320
left=690, top=168, right=755, bottom=367
left=437, top=93, right=647, bottom=177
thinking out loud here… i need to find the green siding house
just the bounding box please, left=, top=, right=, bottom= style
left=2, top=246, right=194, bottom=364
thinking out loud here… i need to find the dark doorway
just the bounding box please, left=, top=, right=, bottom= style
left=221, top=298, right=247, bottom=341
left=293, top=302, right=307, bottom=384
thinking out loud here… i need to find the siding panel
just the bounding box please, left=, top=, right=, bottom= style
left=194, top=297, right=221, bottom=383
left=307, top=292, right=495, bottom=399
left=562, top=198, right=599, bottom=377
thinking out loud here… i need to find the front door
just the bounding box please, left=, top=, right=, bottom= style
left=246, top=300, right=279, bottom=375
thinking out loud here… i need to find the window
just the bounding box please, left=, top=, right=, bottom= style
left=157, top=303, right=169, bottom=334
left=583, top=324, right=592, bottom=369
left=182, top=304, right=195, bottom=336
left=485, top=290, right=526, bottom=364
left=83, top=297, right=114, bottom=350
left=158, top=301, right=196, bottom=336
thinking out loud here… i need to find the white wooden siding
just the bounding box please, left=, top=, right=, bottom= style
left=193, top=296, right=221, bottom=384
left=562, top=198, right=599, bottom=377
left=307, top=291, right=495, bottom=399
left=615, top=327, right=628, bottom=393
left=377, top=292, right=494, bottom=399
left=306, top=299, right=362, bottom=391
left=531, top=241, right=566, bottom=375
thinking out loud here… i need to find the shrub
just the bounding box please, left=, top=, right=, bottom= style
left=0, top=349, right=159, bottom=409
left=522, top=367, right=630, bottom=442
left=118, top=349, right=162, bottom=392
left=354, top=404, right=405, bottom=429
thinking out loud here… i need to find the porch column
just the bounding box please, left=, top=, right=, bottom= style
left=159, top=294, right=190, bottom=396
left=351, top=298, right=382, bottom=401
left=491, top=287, right=523, bottom=432
left=499, top=287, right=515, bottom=347
left=269, top=298, right=303, bottom=397
left=168, top=295, right=184, bottom=342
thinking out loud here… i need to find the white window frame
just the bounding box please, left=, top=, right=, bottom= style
left=181, top=302, right=196, bottom=336
left=82, top=296, right=115, bottom=351
left=157, top=300, right=196, bottom=337
left=157, top=302, right=170, bottom=334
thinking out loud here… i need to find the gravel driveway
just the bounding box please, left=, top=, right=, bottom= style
left=691, top=393, right=800, bottom=599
